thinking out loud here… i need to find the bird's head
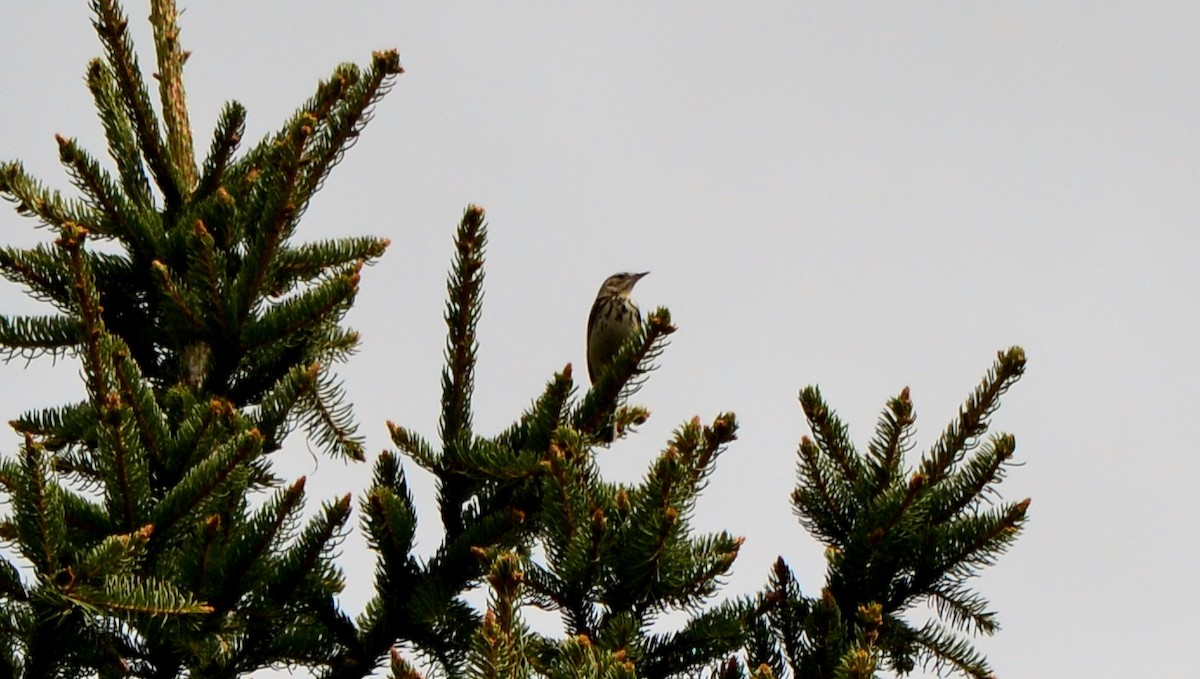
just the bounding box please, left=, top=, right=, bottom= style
left=600, top=271, right=649, bottom=298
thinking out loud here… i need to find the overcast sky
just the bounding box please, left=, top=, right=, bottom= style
left=2, top=2, right=1198, bottom=677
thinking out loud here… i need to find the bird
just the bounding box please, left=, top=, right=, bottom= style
left=587, top=271, right=649, bottom=385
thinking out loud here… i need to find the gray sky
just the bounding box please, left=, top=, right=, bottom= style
left=2, top=2, right=1198, bottom=677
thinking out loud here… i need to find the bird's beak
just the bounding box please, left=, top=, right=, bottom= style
left=634, top=271, right=650, bottom=281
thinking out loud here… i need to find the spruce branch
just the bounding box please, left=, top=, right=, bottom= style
left=272, top=237, right=390, bottom=295
left=669, top=532, right=743, bottom=607
left=149, top=0, right=197, bottom=191
left=253, top=363, right=320, bottom=452
left=387, top=422, right=440, bottom=472
left=201, top=477, right=306, bottom=610
left=454, top=439, right=548, bottom=488
left=530, top=437, right=605, bottom=636
left=296, top=50, right=404, bottom=200
left=61, top=486, right=114, bottom=542
left=433, top=205, right=489, bottom=542
left=641, top=600, right=754, bottom=679
left=769, top=348, right=1031, bottom=679
left=540, top=633, right=638, bottom=679
left=471, top=608, right=525, bottom=679
left=151, top=257, right=206, bottom=333
left=909, top=619, right=993, bottom=679
left=267, top=489, right=350, bottom=607
left=341, top=435, right=519, bottom=679
left=362, top=453, right=418, bottom=568
left=930, top=433, right=1018, bottom=523
left=298, top=364, right=366, bottom=461
left=0, top=314, right=80, bottom=360
left=90, top=0, right=182, bottom=209
left=59, top=222, right=115, bottom=403
left=518, top=402, right=746, bottom=676
left=194, top=101, right=246, bottom=204
left=73, top=525, right=150, bottom=583
left=0, top=242, right=75, bottom=310
left=470, top=552, right=533, bottom=679
left=743, top=608, right=787, bottom=679
left=572, top=306, right=676, bottom=440
left=762, top=559, right=808, bottom=673
left=182, top=219, right=231, bottom=333
left=793, top=433, right=854, bottom=545
left=13, top=435, right=66, bottom=574
left=865, top=471, right=925, bottom=551
left=930, top=500, right=1029, bottom=580
left=55, top=134, right=133, bottom=241
left=0, top=162, right=94, bottom=234
left=240, top=262, right=362, bottom=353
left=93, top=383, right=148, bottom=531
left=865, top=388, right=914, bottom=498
left=921, top=347, right=1026, bottom=485
left=9, top=401, right=95, bottom=455
left=230, top=119, right=308, bottom=318
left=149, top=426, right=263, bottom=540
left=0, top=553, right=26, bottom=602
left=928, top=584, right=999, bottom=637
left=239, top=494, right=353, bottom=663
left=800, top=387, right=865, bottom=491
left=85, top=58, right=153, bottom=207
left=441, top=205, right=486, bottom=451
left=493, top=366, right=574, bottom=454
left=693, top=412, right=738, bottom=487
left=67, top=573, right=214, bottom=618
left=108, top=333, right=168, bottom=470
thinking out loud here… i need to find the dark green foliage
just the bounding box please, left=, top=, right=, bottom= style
left=525, top=415, right=748, bottom=678
left=2, top=17, right=395, bottom=427
left=754, top=349, right=1030, bottom=679
left=0, top=0, right=398, bottom=675
left=0, top=2, right=1031, bottom=678
left=334, top=209, right=750, bottom=679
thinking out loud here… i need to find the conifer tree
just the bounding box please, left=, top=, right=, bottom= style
left=353, top=207, right=752, bottom=679
left=744, top=349, right=1030, bottom=679
left=0, top=0, right=398, bottom=674
left=0, top=2, right=1031, bottom=678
